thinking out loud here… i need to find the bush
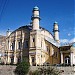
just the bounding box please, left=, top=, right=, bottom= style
left=32, top=70, right=39, bottom=75
left=73, top=64, right=75, bottom=66
left=15, top=60, right=30, bottom=75
left=32, top=67, right=60, bottom=75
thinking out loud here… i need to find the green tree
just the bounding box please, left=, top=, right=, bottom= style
left=15, top=59, right=30, bottom=75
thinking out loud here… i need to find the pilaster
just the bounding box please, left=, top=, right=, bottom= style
left=14, top=31, right=17, bottom=64
left=61, top=52, right=63, bottom=64
left=70, top=52, right=73, bottom=66
left=7, top=36, right=11, bottom=64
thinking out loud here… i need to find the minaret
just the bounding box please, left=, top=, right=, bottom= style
left=31, top=6, right=41, bottom=30
left=6, top=29, right=11, bottom=36
left=53, top=21, right=60, bottom=43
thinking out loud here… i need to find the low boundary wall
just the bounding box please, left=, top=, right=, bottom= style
left=0, top=65, right=75, bottom=75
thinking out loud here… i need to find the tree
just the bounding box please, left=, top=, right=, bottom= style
left=15, top=59, right=30, bottom=75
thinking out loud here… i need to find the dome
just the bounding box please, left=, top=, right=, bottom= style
left=54, top=21, right=58, bottom=24
left=72, top=42, right=75, bottom=47
left=33, top=6, right=39, bottom=11
left=70, top=42, right=75, bottom=52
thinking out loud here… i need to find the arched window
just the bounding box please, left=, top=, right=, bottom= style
left=25, top=40, right=28, bottom=48
left=12, top=42, right=14, bottom=50
left=32, top=37, right=35, bottom=47
left=18, top=41, right=21, bottom=49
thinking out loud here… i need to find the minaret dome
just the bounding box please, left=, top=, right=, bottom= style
left=33, top=6, right=39, bottom=11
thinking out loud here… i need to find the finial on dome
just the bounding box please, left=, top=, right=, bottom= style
left=33, top=6, right=39, bottom=11
left=7, top=28, right=10, bottom=32
left=54, top=21, right=58, bottom=24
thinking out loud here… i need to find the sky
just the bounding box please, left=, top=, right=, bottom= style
left=0, top=0, right=74, bottom=44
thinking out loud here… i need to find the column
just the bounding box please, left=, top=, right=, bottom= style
left=29, top=55, right=32, bottom=66
left=14, top=54, right=17, bottom=64
left=70, top=52, right=73, bottom=66
left=36, top=54, right=37, bottom=66
left=7, top=53, right=11, bottom=64
left=21, top=30, right=24, bottom=62
left=30, top=35, right=32, bottom=47
left=61, top=52, right=63, bottom=64
left=35, top=32, right=38, bottom=48
left=5, top=56, right=7, bottom=64
left=35, top=31, right=41, bottom=48
left=7, top=37, right=11, bottom=64
left=9, top=37, right=11, bottom=50
left=67, top=58, right=69, bottom=65
left=14, top=31, right=17, bottom=64
left=40, top=51, right=42, bottom=65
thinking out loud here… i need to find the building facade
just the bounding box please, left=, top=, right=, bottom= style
left=60, top=43, right=75, bottom=66
left=0, top=35, right=6, bottom=63
left=4, top=6, right=75, bottom=66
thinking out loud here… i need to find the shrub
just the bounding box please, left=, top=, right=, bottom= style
left=32, top=67, right=60, bottom=75
left=15, top=60, right=30, bottom=75
left=73, top=64, right=75, bottom=66
left=32, top=70, right=39, bottom=75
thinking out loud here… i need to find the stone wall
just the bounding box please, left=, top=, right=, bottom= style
left=0, top=65, right=16, bottom=75
left=30, top=66, right=75, bottom=75
left=0, top=65, right=75, bottom=75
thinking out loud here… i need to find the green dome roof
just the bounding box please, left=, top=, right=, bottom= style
left=54, top=21, right=58, bottom=24
left=33, top=6, right=39, bottom=11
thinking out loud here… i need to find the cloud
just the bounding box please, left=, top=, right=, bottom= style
left=63, top=29, right=66, bottom=32
left=60, top=38, right=75, bottom=44
left=67, top=33, right=71, bottom=36
left=70, top=38, right=75, bottom=43
left=60, top=39, right=69, bottom=43
left=0, top=32, right=6, bottom=36
left=0, top=31, right=6, bottom=35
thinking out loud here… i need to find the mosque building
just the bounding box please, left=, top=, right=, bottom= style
left=4, top=6, right=75, bottom=66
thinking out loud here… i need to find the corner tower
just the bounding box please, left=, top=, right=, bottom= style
left=31, top=6, right=40, bottom=30
left=29, top=6, right=41, bottom=66
left=53, top=21, right=60, bottom=43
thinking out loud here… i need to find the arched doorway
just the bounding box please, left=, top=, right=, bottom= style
left=65, top=56, right=70, bottom=65
left=11, top=56, right=14, bottom=64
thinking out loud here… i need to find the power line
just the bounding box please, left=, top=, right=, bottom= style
left=0, top=0, right=8, bottom=17
left=0, top=0, right=8, bottom=22
left=0, top=0, right=4, bottom=12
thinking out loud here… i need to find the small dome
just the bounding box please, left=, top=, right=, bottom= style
left=33, top=6, right=39, bottom=11
left=54, top=21, right=58, bottom=24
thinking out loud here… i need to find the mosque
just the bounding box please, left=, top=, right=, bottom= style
left=3, top=6, right=75, bottom=66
